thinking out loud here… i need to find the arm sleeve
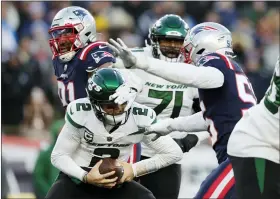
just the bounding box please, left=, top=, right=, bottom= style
left=51, top=121, right=86, bottom=181
left=117, top=69, right=143, bottom=92
left=168, top=111, right=208, bottom=132
left=137, top=56, right=224, bottom=88
left=132, top=135, right=183, bottom=177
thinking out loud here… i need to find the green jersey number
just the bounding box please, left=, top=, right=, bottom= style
left=89, top=148, right=120, bottom=167
left=76, top=103, right=92, bottom=111
left=148, top=89, right=183, bottom=118
left=264, top=74, right=280, bottom=114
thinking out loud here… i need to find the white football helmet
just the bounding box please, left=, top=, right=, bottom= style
left=48, top=6, right=97, bottom=62
left=182, top=22, right=234, bottom=64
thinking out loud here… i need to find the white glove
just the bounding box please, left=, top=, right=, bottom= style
left=110, top=84, right=137, bottom=111
left=145, top=118, right=174, bottom=140
left=107, top=38, right=136, bottom=69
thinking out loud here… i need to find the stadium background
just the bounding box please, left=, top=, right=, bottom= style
left=1, top=1, right=279, bottom=198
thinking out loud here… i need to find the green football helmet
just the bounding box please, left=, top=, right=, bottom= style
left=149, top=14, right=189, bottom=62
left=86, top=68, right=129, bottom=126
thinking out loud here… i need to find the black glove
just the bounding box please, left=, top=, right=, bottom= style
left=174, top=134, right=199, bottom=153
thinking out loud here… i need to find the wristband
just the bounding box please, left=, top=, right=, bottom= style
left=82, top=172, right=88, bottom=183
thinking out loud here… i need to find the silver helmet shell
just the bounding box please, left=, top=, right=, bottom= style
left=49, top=6, right=97, bottom=62
left=182, top=22, right=234, bottom=64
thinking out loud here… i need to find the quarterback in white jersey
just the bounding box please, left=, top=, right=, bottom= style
left=46, top=68, right=182, bottom=199
left=227, top=57, right=280, bottom=199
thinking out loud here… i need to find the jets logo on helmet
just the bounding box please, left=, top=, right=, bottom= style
left=88, top=78, right=102, bottom=92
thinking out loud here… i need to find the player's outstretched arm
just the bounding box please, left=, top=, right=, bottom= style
left=108, top=38, right=224, bottom=89
left=131, top=135, right=183, bottom=177
left=146, top=111, right=208, bottom=138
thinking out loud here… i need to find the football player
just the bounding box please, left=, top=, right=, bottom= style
left=112, top=14, right=209, bottom=199
left=46, top=68, right=183, bottom=199
left=108, top=22, right=257, bottom=198
left=48, top=6, right=143, bottom=163
left=228, top=57, right=280, bottom=199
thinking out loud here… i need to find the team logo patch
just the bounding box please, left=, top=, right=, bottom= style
left=84, top=129, right=94, bottom=143
left=198, top=55, right=220, bottom=66
left=72, top=9, right=87, bottom=20
left=91, top=51, right=114, bottom=64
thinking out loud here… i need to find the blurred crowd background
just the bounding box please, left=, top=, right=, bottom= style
left=2, top=1, right=279, bottom=139
left=1, top=1, right=279, bottom=198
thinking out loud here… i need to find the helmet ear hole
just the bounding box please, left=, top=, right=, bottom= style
left=197, top=48, right=205, bottom=55
left=85, top=32, right=91, bottom=36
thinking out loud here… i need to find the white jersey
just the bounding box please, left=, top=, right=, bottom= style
left=51, top=98, right=183, bottom=180
left=228, top=57, right=280, bottom=163
left=129, top=47, right=200, bottom=157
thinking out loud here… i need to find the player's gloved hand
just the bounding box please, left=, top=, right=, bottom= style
left=85, top=160, right=118, bottom=189
left=110, top=84, right=137, bottom=111
left=118, top=161, right=135, bottom=184
left=144, top=118, right=174, bottom=141
left=107, top=38, right=136, bottom=68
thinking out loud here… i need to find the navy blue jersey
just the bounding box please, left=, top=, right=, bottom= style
left=197, top=53, right=257, bottom=163
left=53, top=41, right=115, bottom=106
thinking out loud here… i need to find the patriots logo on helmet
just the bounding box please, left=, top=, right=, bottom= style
left=91, top=51, right=114, bottom=64
left=192, top=26, right=218, bottom=36
left=73, top=10, right=87, bottom=20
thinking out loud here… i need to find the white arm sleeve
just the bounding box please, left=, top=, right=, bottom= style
left=51, top=121, right=86, bottom=181
left=117, top=68, right=143, bottom=92
left=132, top=135, right=183, bottom=177
left=136, top=56, right=224, bottom=89
left=168, top=111, right=208, bottom=132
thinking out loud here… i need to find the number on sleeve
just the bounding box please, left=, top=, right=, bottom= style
left=89, top=148, right=120, bottom=167
left=57, top=81, right=75, bottom=106
left=235, top=74, right=257, bottom=114
left=76, top=103, right=92, bottom=111
left=148, top=89, right=183, bottom=118
left=133, top=107, right=148, bottom=116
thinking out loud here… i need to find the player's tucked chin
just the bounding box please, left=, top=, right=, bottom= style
left=101, top=105, right=127, bottom=124
left=104, top=114, right=126, bottom=124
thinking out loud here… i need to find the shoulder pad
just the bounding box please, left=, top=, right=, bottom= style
left=65, top=98, right=92, bottom=128
left=197, top=53, right=221, bottom=67
left=78, top=42, right=116, bottom=72
left=197, top=52, right=236, bottom=73
left=131, top=102, right=156, bottom=128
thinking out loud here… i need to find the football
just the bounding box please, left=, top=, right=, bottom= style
left=99, top=158, right=124, bottom=181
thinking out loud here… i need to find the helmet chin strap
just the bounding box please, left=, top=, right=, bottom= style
left=104, top=114, right=126, bottom=125
left=59, top=51, right=76, bottom=62
left=99, top=106, right=126, bottom=125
